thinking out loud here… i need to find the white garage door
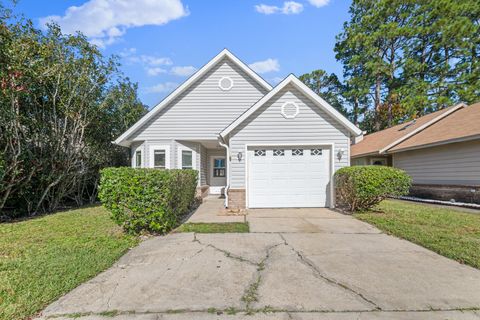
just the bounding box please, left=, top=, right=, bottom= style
left=247, top=146, right=331, bottom=208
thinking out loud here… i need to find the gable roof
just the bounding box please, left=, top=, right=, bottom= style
left=114, top=49, right=273, bottom=147
left=219, top=74, right=362, bottom=138
left=389, top=102, right=480, bottom=152
left=351, top=103, right=466, bottom=158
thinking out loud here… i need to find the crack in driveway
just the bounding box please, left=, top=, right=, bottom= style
left=279, top=233, right=382, bottom=310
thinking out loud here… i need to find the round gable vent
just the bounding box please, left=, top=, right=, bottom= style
left=218, top=76, right=234, bottom=91
left=281, top=101, right=299, bottom=119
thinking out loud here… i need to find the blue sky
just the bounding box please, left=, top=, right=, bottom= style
left=13, top=0, right=351, bottom=107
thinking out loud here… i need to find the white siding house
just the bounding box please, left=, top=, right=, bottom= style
left=115, top=49, right=362, bottom=209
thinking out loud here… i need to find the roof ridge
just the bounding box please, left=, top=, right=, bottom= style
left=378, top=103, right=466, bottom=154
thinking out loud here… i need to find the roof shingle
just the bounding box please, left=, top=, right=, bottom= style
left=390, top=102, right=480, bottom=152
left=351, top=106, right=455, bottom=157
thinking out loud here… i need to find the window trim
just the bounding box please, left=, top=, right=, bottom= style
left=281, top=101, right=300, bottom=119
left=177, top=145, right=197, bottom=170
left=132, top=146, right=143, bottom=168
left=211, top=157, right=226, bottom=178
left=218, top=76, right=234, bottom=91
left=370, top=158, right=387, bottom=166
left=149, top=144, right=171, bottom=169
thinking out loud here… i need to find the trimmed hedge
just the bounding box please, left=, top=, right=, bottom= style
left=335, top=166, right=411, bottom=212
left=99, top=168, right=198, bottom=234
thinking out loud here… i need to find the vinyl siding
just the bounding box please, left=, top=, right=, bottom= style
left=228, top=84, right=351, bottom=188
left=393, top=140, right=480, bottom=185
left=130, top=57, right=268, bottom=141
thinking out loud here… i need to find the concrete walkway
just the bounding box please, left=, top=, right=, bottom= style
left=37, top=207, right=480, bottom=320
left=186, top=196, right=245, bottom=223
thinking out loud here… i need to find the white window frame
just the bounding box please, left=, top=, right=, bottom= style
left=149, top=145, right=171, bottom=169
left=218, top=76, right=234, bottom=91
left=132, top=146, right=143, bottom=168
left=281, top=101, right=300, bottom=119
left=177, top=145, right=197, bottom=170
left=211, top=156, right=226, bottom=178
left=370, top=158, right=387, bottom=166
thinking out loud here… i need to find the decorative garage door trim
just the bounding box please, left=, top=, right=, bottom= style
left=245, top=143, right=335, bottom=209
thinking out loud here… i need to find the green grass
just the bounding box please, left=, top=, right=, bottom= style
left=355, top=199, right=480, bottom=269
left=175, top=222, right=249, bottom=233
left=0, top=206, right=138, bottom=320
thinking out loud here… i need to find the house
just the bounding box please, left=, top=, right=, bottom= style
left=114, top=49, right=362, bottom=209
left=351, top=102, right=480, bottom=204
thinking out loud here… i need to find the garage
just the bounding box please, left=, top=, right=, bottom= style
left=246, top=145, right=331, bottom=208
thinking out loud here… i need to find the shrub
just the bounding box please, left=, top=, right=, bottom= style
left=335, top=166, right=411, bottom=212
left=99, top=168, right=198, bottom=234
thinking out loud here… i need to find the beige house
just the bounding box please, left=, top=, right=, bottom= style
left=351, top=102, right=480, bottom=204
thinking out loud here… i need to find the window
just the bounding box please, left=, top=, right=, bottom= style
left=292, top=148, right=303, bottom=156
left=213, top=158, right=225, bottom=177
left=281, top=101, right=299, bottom=119
left=153, top=150, right=166, bottom=169
left=182, top=150, right=193, bottom=169
left=150, top=145, right=170, bottom=169
left=218, top=76, right=234, bottom=91
left=135, top=150, right=142, bottom=168
left=273, top=149, right=285, bottom=156
left=254, top=149, right=266, bottom=156
left=311, top=148, right=322, bottom=156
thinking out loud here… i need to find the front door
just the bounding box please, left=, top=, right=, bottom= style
left=210, top=156, right=226, bottom=195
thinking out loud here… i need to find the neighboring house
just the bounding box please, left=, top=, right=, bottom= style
left=115, top=49, right=362, bottom=209
left=351, top=102, right=480, bottom=204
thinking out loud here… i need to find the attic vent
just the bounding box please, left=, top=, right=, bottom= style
left=399, top=119, right=416, bottom=131
left=281, top=101, right=299, bottom=119
left=218, top=76, right=234, bottom=91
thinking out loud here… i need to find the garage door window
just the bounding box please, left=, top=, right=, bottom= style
left=273, top=149, right=285, bottom=156
left=292, top=149, right=303, bottom=156
left=254, top=149, right=266, bottom=156
left=311, top=148, right=323, bottom=156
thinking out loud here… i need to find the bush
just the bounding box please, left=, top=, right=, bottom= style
left=335, top=166, right=411, bottom=212
left=99, top=168, right=198, bottom=234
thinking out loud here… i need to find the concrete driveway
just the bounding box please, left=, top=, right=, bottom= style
left=37, top=208, right=480, bottom=320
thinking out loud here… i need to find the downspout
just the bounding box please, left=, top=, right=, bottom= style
left=218, top=135, right=230, bottom=208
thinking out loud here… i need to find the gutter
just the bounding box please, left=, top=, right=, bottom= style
left=218, top=135, right=230, bottom=208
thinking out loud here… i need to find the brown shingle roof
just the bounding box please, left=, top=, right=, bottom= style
left=351, top=106, right=455, bottom=158
left=390, top=102, right=480, bottom=152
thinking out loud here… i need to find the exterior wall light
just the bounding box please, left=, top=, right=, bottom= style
left=337, top=148, right=345, bottom=161
left=237, top=152, right=243, bottom=162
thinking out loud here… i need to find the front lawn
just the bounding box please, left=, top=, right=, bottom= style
left=355, top=199, right=480, bottom=269
left=0, top=206, right=138, bottom=320
left=175, top=222, right=249, bottom=233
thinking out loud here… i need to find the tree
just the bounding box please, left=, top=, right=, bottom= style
left=0, top=8, right=147, bottom=216
left=334, top=0, right=480, bottom=133
left=299, top=69, right=348, bottom=116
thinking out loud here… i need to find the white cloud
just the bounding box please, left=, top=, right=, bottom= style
left=270, top=76, right=284, bottom=85
left=119, top=47, right=137, bottom=57
left=255, top=4, right=278, bottom=15
left=145, top=82, right=179, bottom=94
left=308, top=0, right=330, bottom=7
left=171, top=66, right=197, bottom=77
left=40, top=0, right=189, bottom=48
left=249, top=58, right=280, bottom=74
left=146, top=67, right=167, bottom=76
left=255, top=1, right=303, bottom=15
left=138, top=55, right=173, bottom=66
